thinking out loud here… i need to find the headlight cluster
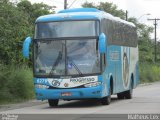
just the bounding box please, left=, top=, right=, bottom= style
left=84, top=82, right=101, bottom=88
left=35, top=84, right=49, bottom=89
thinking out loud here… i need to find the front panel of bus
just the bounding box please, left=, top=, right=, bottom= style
left=33, top=20, right=108, bottom=100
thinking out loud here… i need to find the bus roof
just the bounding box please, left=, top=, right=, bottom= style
left=36, top=8, right=135, bottom=27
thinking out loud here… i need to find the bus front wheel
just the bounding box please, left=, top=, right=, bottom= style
left=101, top=88, right=111, bottom=105
left=48, top=99, right=59, bottom=107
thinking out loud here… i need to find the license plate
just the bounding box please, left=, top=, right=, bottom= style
left=61, top=92, right=72, bottom=96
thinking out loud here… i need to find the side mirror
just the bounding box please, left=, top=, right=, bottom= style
left=98, top=33, right=106, bottom=53
left=22, top=37, right=32, bottom=58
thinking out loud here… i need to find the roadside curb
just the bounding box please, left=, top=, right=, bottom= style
left=0, top=100, right=47, bottom=112
left=138, top=81, right=160, bottom=87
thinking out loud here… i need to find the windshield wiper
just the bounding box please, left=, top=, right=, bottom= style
left=49, top=51, right=62, bottom=75
left=67, top=57, right=83, bottom=76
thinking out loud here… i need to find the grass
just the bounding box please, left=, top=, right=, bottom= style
left=139, top=62, right=160, bottom=83
left=0, top=64, right=34, bottom=105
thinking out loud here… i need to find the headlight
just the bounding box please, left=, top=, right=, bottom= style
left=84, top=82, right=101, bottom=88
left=35, top=84, right=49, bottom=89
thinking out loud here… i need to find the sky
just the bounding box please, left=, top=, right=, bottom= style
left=28, top=0, right=160, bottom=40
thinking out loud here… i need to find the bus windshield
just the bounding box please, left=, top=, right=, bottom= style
left=34, top=39, right=100, bottom=76
left=35, top=20, right=99, bottom=38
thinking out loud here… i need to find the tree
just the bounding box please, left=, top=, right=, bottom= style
left=17, top=0, right=55, bottom=24
left=0, top=0, right=55, bottom=65
left=0, top=0, right=32, bottom=64
left=82, top=2, right=126, bottom=20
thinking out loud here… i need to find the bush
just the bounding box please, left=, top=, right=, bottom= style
left=139, top=63, right=160, bottom=83
left=0, top=64, right=34, bottom=104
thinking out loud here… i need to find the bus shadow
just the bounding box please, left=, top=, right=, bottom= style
left=45, top=96, right=120, bottom=109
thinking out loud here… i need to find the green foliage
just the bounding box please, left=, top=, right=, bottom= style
left=0, top=0, right=54, bottom=104
left=0, top=0, right=31, bottom=64
left=82, top=2, right=126, bottom=19
left=0, top=64, right=34, bottom=104
left=139, top=63, right=160, bottom=83
left=17, top=0, right=54, bottom=25
left=157, top=43, right=160, bottom=62
left=0, top=0, right=54, bottom=65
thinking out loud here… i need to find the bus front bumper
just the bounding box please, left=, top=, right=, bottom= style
left=35, top=86, right=103, bottom=100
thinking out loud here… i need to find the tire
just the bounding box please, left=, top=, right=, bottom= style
left=48, top=99, right=59, bottom=107
left=125, top=78, right=133, bottom=99
left=117, top=92, right=125, bottom=99
left=101, top=88, right=111, bottom=105
left=124, top=88, right=133, bottom=99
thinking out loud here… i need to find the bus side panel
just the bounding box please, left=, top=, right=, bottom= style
left=121, top=46, right=132, bottom=91
left=106, top=45, right=123, bottom=94
left=105, top=45, right=138, bottom=94
left=130, top=46, right=139, bottom=88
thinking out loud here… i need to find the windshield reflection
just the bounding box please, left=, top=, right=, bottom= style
left=34, top=39, right=100, bottom=76
left=67, top=40, right=100, bottom=75
left=35, top=21, right=99, bottom=38
left=34, top=40, right=65, bottom=75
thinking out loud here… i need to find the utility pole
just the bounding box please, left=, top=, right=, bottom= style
left=126, top=10, right=128, bottom=21
left=64, top=0, right=67, bottom=9
left=148, top=18, right=160, bottom=62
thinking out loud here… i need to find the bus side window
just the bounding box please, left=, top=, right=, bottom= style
left=124, top=24, right=128, bottom=46
left=112, top=21, right=116, bottom=44
left=121, top=24, right=125, bottom=45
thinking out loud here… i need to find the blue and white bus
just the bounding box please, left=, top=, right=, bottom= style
left=23, top=8, right=139, bottom=107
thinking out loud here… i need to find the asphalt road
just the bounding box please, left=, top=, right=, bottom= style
left=0, top=82, right=160, bottom=120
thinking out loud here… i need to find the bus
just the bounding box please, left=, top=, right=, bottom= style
left=23, top=8, right=139, bottom=107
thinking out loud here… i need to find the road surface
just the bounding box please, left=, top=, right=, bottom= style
left=0, top=82, right=160, bottom=120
